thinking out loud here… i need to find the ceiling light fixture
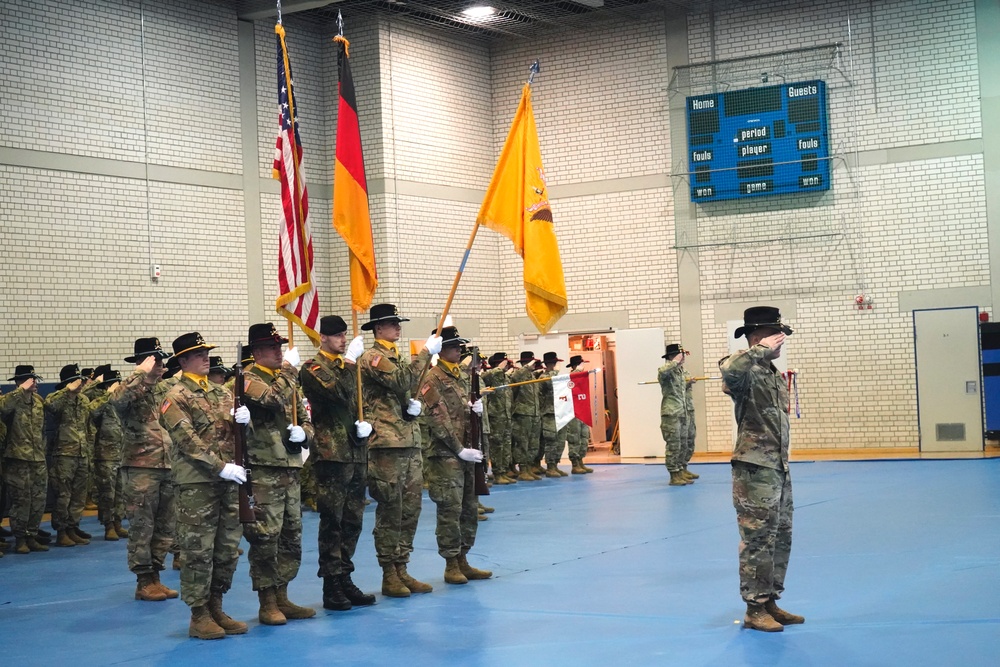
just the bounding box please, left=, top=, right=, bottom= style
left=461, top=5, right=496, bottom=20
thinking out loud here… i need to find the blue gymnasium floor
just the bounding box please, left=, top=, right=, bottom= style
left=1, top=459, right=999, bottom=666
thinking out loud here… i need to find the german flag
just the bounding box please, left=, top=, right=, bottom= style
left=332, top=35, right=378, bottom=312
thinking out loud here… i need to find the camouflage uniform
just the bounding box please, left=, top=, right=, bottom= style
left=562, top=364, right=591, bottom=467
left=160, top=374, right=240, bottom=608
left=45, top=387, right=92, bottom=532
left=509, top=364, right=540, bottom=470
left=657, top=360, right=685, bottom=473
left=359, top=341, right=430, bottom=567
left=537, top=370, right=563, bottom=467
left=299, top=351, right=366, bottom=578
left=481, top=366, right=511, bottom=475
left=87, top=387, right=125, bottom=526
left=0, top=387, right=47, bottom=538
left=420, top=363, right=478, bottom=558
left=720, top=345, right=792, bottom=605
left=682, top=370, right=696, bottom=466
left=111, top=370, right=175, bottom=574
left=241, top=362, right=313, bottom=591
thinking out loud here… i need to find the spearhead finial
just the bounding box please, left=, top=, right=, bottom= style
left=337, top=9, right=344, bottom=37
left=528, top=60, right=540, bottom=84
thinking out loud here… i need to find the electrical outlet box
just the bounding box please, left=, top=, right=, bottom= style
left=152, top=264, right=161, bottom=279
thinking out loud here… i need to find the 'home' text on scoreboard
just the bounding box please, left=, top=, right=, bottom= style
left=686, top=80, right=831, bottom=202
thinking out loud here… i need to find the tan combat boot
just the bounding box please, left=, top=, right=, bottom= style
left=494, top=473, right=514, bottom=485
left=189, top=605, right=226, bottom=640
left=545, top=464, right=563, bottom=478
left=55, top=530, right=77, bottom=547
left=104, top=523, right=119, bottom=541
left=743, top=603, right=784, bottom=632
left=580, top=461, right=594, bottom=473
left=25, top=536, right=49, bottom=552
left=682, top=466, right=699, bottom=480
left=765, top=599, right=805, bottom=625
left=275, top=584, right=316, bottom=619
left=444, top=557, right=468, bottom=585
left=113, top=520, right=129, bottom=538
left=152, top=571, right=179, bottom=599
left=396, top=563, right=433, bottom=593
left=208, top=593, right=248, bottom=635
left=668, top=470, right=690, bottom=486
left=135, top=573, right=168, bottom=601
left=570, top=459, right=587, bottom=474
left=517, top=469, right=536, bottom=482
left=257, top=587, right=288, bottom=625
left=381, top=564, right=411, bottom=598
left=67, top=527, right=90, bottom=545
left=14, top=537, right=30, bottom=554
left=458, top=554, right=492, bottom=580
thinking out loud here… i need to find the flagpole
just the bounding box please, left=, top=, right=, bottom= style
left=287, top=320, right=298, bottom=427
left=352, top=310, right=363, bottom=422
left=482, top=369, right=598, bottom=392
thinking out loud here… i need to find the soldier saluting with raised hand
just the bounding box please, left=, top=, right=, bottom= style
left=45, top=363, right=93, bottom=547
left=160, top=332, right=250, bottom=640
left=358, top=303, right=442, bottom=598
left=720, top=307, right=803, bottom=633
left=111, top=337, right=178, bottom=602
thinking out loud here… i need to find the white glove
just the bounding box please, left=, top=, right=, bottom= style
left=283, top=346, right=301, bottom=368
left=355, top=420, right=373, bottom=438
left=219, top=463, right=247, bottom=484
left=469, top=398, right=484, bottom=415
left=458, top=448, right=484, bottom=463
left=406, top=399, right=422, bottom=417
left=424, top=334, right=443, bottom=356
left=232, top=405, right=251, bottom=424
left=287, top=424, right=306, bottom=443
left=345, top=336, right=365, bottom=363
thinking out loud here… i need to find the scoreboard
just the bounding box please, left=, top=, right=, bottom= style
left=685, top=80, right=831, bottom=202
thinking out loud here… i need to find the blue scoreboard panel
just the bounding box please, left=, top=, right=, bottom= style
left=686, top=80, right=830, bottom=202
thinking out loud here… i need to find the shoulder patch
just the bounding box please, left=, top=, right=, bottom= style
left=370, top=354, right=382, bottom=367
left=160, top=399, right=172, bottom=415
left=160, top=400, right=187, bottom=430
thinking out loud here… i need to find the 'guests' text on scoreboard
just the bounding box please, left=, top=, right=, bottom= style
left=686, top=80, right=831, bottom=202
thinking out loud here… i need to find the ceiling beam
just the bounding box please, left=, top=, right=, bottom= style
left=237, top=0, right=346, bottom=21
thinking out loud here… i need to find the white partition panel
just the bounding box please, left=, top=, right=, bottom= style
left=615, top=328, right=665, bottom=461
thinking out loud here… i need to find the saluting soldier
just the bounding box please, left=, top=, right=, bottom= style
left=85, top=365, right=129, bottom=540
left=46, top=363, right=94, bottom=546
left=241, top=322, right=316, bottom=625
left=160, top=332, right=250, bottom=640
left=481, top=353, right=514, bottom=484
left=510, top=351, right=541, bottom=481
left=564, top=356, right=594, bottom=474
left=0, top=366, right=49, bottom=554
left=658, top=344, right=689, bottom=487
left=538, top=351, right=567, bottom=478
left=358, top=303, right=441, bottom=598
left=419, top=327, right=492, bottom=584
left=111, top=338, right=177, bottom=601
left=299, top=315, right=376, bottom=611
left=720, top=307, right=803, bottom=633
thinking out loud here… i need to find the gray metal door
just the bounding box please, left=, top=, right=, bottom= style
left=914, top=307, right=983, bottom=452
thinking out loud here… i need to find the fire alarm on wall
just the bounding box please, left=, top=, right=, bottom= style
left=151, top=264, right=161, bottom=280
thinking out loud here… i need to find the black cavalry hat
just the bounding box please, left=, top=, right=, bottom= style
left=320, top=315, right=348, bottom=336
left=209, top=357, right=228, bottom=374
left=7, top=365, right=42, bottom=382
left=543, top=351, right=563, bottom=365
left=55, top=363, right=84, bottom=390
left=162, top=356, right=181, bottom=380
left=734, top=306, right=794, bottom=339
left=488, top=352, right=509, bottom=368
left=248, top=323, right=288, bottom=347
left=566, top=355, right=586, bottom=368
left=239, top=345, right=255, bottom=368
left=97, top=369, right=122, bottom=387
left=361, top=303, right=410, bottom=331
left=125, top=337, right=172, bottom=363
left=172, top=332, right=217, bottom=358
left=662, top=343, right=684, bottom=360
left=519, top=351, right=536, bottom=364
left=91, top=364, right=113, bottom=382
left=81, top=368, right=95, bottom=381
left=439, top=326, right=469, bottom=348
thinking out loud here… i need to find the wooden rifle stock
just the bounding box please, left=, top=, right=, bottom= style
left=468, top=347, right=490, bottom=496
left=233, top=343, right=257, bottom=523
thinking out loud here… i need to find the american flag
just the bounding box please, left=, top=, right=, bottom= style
left=273, top=24, right=319, bottom=345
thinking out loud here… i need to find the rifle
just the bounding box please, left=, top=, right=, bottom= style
left=467, top=347, right=490, bottom=496
left=233, top=343, right=257, bottom=523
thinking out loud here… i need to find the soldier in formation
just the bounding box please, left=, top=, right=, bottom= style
left=86, top=366, right=128, bottom=541
left=509, top=351, right=541, bottom=481
left=564, top=356, right=594, bottom=474
left=538, top=352, right=567, bottom=478
left=0, top=366, right=49, bottom=554
left=658, top=344, right=691, bottom=487
left=46, top=363, right=93, bottom=546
